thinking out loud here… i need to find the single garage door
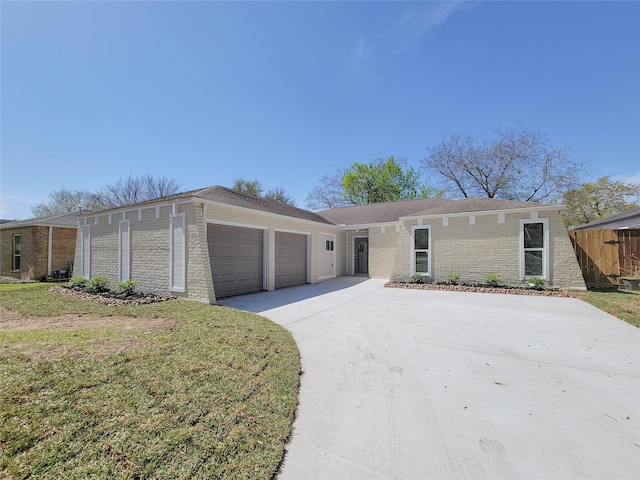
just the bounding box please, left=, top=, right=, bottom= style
left=208, top=224, right=263, bottom=298
left=275, top=231, right=307, bottom=289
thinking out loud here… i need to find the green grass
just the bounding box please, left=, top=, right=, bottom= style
left=573, top=289, right=640, bottom=328
left=0, top=284, right=300, bottom=479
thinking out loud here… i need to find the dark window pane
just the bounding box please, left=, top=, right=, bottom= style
left=525, top=251, right=543, bottom=276
left=415, top=252, right=428, bottom=273
left=414, top=229, right=429, bottom=250
left=524, top=223, right=543, bottom=249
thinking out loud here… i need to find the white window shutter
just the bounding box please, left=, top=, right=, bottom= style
left=82, top=224, right=91, bottom=277
left=119, top=220, right=131, bottom=281
left=170, top=214, right=186, bottom=292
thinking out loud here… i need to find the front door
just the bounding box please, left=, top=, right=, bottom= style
left=355, top=238, right=369, bottom=275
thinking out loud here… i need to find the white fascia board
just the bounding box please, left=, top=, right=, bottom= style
left=400, top=204, right=564, bottom=222
left=335, top=221, right=400, bottom=231
left=78, top=199, right=194, bottom=223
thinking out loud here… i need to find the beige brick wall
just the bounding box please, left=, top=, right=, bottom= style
left=549, top=213, right=586, bottom=290
left=74, top=203, right=216, bottom=303
left=369, top=226, right=400, bottom=279
left=389, top=210, right=586, bottom=289
left=73, top=200, right=341, bottom=303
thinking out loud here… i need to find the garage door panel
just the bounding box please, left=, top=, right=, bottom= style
left=208, top=224, right=263, bottom=298
left=275, top=232, right=307, bottom=289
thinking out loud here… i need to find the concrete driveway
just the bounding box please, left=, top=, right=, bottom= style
left=221, top=278, right=640, bottom=479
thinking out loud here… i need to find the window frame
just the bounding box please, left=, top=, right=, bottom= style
left=520, top=218, right=549, bottom=280
left=12, top=234, right=21, bottom=271
left=325, top=240, right=334, bottom=252
left=410, top=225, right=431, bottom=277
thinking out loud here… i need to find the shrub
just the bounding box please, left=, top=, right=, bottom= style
left=527, top=277, right=546, bottom=290
left=445, top=273, right=460, bottom=285
left=410, top=273, right=425, bottom=284
left=86, top=276, right=111, bottom=294
left=68, top=276, right=88, bottom=290
left=483, top=273, right=503, bottom=287
left=113, top=279, right=137, bottom=297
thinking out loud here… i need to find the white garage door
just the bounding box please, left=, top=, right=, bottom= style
left=275, top=232, right=307, bottom=289
left=208, top=224, right=263, bottom=298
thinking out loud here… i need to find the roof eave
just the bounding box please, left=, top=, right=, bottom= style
left=400, top=204, right=564, bottom=221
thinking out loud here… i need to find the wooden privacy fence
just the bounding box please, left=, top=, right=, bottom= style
left=569, top=228, right=640, bottom=288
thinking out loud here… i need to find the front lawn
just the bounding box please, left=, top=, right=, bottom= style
left=572, top=289, right=640, bottom=328
left=0, top=283, right=300, bottom=479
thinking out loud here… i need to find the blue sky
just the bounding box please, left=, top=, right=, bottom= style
left=1, top=1, right=639, bottom=219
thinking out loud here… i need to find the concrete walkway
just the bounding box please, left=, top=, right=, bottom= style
left=221, top=278, right=640, bottom=479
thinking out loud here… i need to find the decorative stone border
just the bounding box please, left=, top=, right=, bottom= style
left=384, top=282, right=572, bottom=297
left=48, top=287, right=177, bottom=306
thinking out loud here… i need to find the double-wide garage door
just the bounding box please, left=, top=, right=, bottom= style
left=208, top=225, right=308, bottom=298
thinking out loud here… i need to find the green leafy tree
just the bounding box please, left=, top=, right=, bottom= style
left=231, top=179, right=296, bottom=206
left=264, top=187, right=296, bottom=206
left=562, top=176, right=640, bottom=227
left=341, top=157, right=424, bottom=204
left=231, top=178, right=263, bottom=197
left=306, top=157, right=443, bottom=209
left=422, top=124, right=586, bottom=202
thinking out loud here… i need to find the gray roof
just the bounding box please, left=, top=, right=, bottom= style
left=410, top=197, right=550, bottom=217
left=195, top=186, right=333, bottom=224
left=79, top=185, right=334, bottom=225
left=318, top=197, right=454, bottom=224
left=74, top=184, right=560, bottom=228
left=0, top=211, right=82, bottom=229
left=572, top=207, right=640, bottom=230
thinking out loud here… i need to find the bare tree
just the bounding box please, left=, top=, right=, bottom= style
left=99, top=174, right=181, bottom=207
left=32, top=175, right=182, bottom=217
left=422, top=124, right=586, bottom=202
left=305, top=172, right=349, bottom=210
left=32, top=188, right=108, bottom=217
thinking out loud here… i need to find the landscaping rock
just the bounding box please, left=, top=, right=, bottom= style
left=48, top=287, right=177, bottom=306
left=384, top=282, right=572, bottom=297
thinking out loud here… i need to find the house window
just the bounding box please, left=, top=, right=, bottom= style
left=325, top=240, right=334, bottom=251
left=12, top=234, right=21, bottom=271
left=521, top=219, right=549, bottom=279
left=411, top=225, right=431, bottom=276
left=170, top=213, right=186, bottom=292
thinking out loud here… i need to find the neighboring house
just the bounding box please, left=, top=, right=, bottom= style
left=73, top=185, right=585, bottom=303
left=569, top=208, right=640, bottom=288
left=0, top=212, right=80, bottom=280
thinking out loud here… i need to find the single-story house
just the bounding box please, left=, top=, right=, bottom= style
left=0, top=212, right=80, bottom=280
left=72, top=185, right=586, bottom=303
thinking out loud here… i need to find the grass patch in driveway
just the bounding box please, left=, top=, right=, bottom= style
left=0, top=283, right=300, bottom=479
left=572, top=289, right=640, bottom=328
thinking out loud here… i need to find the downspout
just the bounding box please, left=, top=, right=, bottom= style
left=47, top=226, right=53, bottom=276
